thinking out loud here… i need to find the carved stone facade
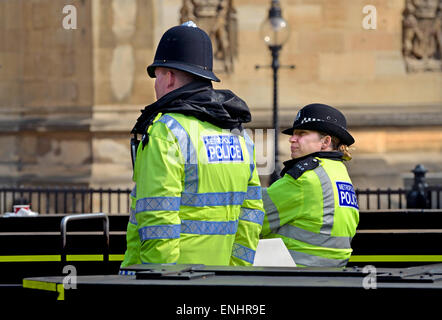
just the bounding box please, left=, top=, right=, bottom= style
left=0, top=0, right=441, bottom=192
left=403, top=0, right=442, bottom=72
left=0, top=0, right=155, bottom=188
left=180, top=0, right=238, bottom=73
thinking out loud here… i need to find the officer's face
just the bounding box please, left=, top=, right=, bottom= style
left=154, top=67, right=171, bottom=99
left=289, top=130, right=329, bottom=159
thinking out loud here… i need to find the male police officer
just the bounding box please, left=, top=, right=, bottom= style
left=120, top=22, right=264, bottom=268
left=261, top=103, right=359, bottom=267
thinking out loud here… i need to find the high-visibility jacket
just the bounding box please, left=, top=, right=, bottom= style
left=121, top=112, right=264, bottom=267
left=261, top=152, right=359, bottom=267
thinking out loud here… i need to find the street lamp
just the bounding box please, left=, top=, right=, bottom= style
left=260, top=0, right=290, bottom=48
left=257, top=0, right=294, bottom=184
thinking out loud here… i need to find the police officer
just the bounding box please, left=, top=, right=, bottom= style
left=261, top=103, right=359, bottom=267
left=120, top=22, right=264, bottom=268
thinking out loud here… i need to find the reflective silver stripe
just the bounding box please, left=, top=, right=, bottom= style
left=246, top=186, right=261, bottom=200
left=158, top=114, right=198, bottom=193
left=243, top=131, right=255, bottom=181
left=278, top=224, right=351, bottom=249
left=130, top=186, right=137, bottom=224
left=135, top=196, right=181, bottom=213
left=313, top=165, right=335, bottom=235
left=138, top=224, right=181, bottom=241
left=129, top=208, right=137, bottom=225
left=181, top=191, right=246, bottom=207
left=289, top=250, right=349, bottom=267
left=262, top=188, right=280, bottom=232
left=239, top=208, right=265, bottom=225
left=181, top=219, right=238, bottom=235
left=232, top=243, right=256, bottom=264
left=130, top=185, right=136, bottom=198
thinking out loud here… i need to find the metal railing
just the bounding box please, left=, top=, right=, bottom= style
left=1, top=163, right=441, bottom=214
left=0, top=187, right=131, bottom=214
left=355, top=186, right=441, bottom=210
left=60, top=213, right=110, bottom=264
left=1, top=185, right=441, bottom=214
left=356, top=188, right=407, bottom=210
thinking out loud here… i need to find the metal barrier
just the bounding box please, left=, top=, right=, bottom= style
left=60, top=213, right=110, bottom=265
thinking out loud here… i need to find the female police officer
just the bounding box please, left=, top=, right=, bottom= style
left=261, top=103, right=359, bottom=267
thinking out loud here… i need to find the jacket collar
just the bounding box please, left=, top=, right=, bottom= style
left=131, top=79, right=251, bottom=134
left=280, top=151, right=344, bottom=176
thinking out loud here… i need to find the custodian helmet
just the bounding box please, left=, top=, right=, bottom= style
left=146, top=21, right=220, bottom=82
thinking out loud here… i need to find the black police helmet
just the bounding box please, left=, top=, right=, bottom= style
left=282, top=103, right=355, bottom=146
left=147, top=21, right=220, bottom=82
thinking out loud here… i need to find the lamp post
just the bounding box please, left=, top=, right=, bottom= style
left=257, top=0, right=294, bottom=184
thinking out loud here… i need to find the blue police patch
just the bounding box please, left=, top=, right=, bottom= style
left=336, top=181, right=359, bottom=209
left=203, top=135, right=244, bottom=163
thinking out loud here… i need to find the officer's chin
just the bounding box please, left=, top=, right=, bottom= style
left=292, top=151, right=312, bottom=160
left=291, top=150, right=302, bottom=159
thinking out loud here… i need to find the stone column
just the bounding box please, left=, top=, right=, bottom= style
left=89, top=0, right=156, bottom=189
left=0, top=0, right=157, bottom=189
left=0, top=0, right=93, bottom=186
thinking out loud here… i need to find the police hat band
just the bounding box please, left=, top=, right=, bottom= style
left=298, top=117, right=346, bottom=130
left=283, top=121, right=354, bottom=145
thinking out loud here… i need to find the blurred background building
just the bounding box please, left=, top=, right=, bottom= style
left=0, top=0, right=441, bottom=191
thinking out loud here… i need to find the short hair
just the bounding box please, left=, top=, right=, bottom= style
left=159, top=67, right=199, bottom=86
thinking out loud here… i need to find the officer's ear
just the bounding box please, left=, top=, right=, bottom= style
left=320, top=135, right=332, bottom=151
left=165, top=69, right=176, bottom=88
left=156, top=67, right=177, bottom=89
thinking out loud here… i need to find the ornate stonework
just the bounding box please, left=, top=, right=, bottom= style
left=0, top=0, right=441, bottom=191
left=403, top=0, right=442, bottom=72
left=180, top=0, right=237, bottom=73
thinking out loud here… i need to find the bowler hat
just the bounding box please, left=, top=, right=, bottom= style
left=147, top=21, right=220, bottom=82
left=282, top=103, right=355, bottom=146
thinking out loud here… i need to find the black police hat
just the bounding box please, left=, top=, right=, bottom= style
left=147, top=21, right=220, bottom=82
left=282, top=103, right=355, bottom=146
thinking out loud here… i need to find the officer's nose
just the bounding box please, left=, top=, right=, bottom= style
left=289, top=135, right=297, bottom=143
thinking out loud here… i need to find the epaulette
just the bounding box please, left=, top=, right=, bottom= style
left=285, top=156, right=320, bottom=180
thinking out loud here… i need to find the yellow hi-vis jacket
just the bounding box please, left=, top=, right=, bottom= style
left=261, top=153, right=359, bottom=267
left=121, top=112, right=264, bottom=267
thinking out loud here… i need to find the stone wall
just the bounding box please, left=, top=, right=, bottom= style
left=0, top=0, right=155, bottom=188
left=216, top=0, right=442, bottom=188
left=0, top=0, right=93, bottom=186
left=0, top=0, right=441, bottom=191
left=89, top=0, right=156, bottom=188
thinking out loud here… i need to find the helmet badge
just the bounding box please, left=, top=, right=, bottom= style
left=181, top=20, right=198, bottom=28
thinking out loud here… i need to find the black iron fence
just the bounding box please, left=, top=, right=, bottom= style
left=1, top=164, right=440, bottom=214
left=0, top=187, right=132, bottom=215
left=1, top=185, right=441, bottom=215
left=356, top=186, right=441, bottom=210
